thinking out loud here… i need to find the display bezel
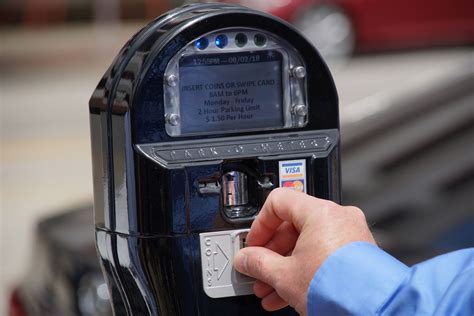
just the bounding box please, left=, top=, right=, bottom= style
left=163, top=27, right=308, bottom=137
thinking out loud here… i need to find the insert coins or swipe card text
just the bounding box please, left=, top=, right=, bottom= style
left=279, top=159, right=307, bottom=193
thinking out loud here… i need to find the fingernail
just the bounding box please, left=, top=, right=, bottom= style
left=234, top=251, right=248, bottom=274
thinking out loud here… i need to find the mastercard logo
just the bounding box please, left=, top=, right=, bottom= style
left=282, top=180, right=304, bottom=192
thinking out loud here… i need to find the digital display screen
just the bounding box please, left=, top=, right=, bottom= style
left=178, top=50, right=283, bottom=134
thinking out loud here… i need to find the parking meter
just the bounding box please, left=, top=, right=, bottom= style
left=89, top=3, right=340, bottom=315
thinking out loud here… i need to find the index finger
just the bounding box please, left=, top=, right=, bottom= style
left=246, top=188, right=329, bottom=246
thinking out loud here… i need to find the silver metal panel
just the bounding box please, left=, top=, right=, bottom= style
left=137, top=129, right=339, bottom=167
left=90, top=113, right=111, bottom=229
left=163, top=27, right=308, bottom=137
left=199, top=229, right=254, bottom=298
left=111, top=111, right=137, bottom=234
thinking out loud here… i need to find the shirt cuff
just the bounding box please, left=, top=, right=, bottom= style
left=307, top=242, right=409, bottom=316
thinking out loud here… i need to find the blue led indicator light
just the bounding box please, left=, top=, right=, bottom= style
left=195, top=37, right=209, bottom=50
left=254, top=33, right=267, bottom=47
left=235, top=33, right=248, bottom=47
left=215, top=34, right=228, bottom=48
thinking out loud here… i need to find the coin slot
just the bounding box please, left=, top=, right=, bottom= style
left=240, top=234, right=248, bottom=249
left=233, top=230, right=254, bottom=284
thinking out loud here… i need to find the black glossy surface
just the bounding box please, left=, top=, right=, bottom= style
left=133, top=12, right=338, bottom=144
left=89, top=3, right=340, bottom=315
left=133, top=152, right=341, bottom=236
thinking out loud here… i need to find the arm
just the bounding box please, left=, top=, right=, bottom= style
left=233, top=188, right=474, bottom=315
left=308, top=242, right=474, bottom=315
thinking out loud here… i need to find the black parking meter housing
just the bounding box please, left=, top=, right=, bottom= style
left=89, top=3, right=340, bottom=315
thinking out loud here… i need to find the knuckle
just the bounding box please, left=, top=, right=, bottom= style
left=347, top=206, right=366, bottom=222
left=249, top=253, right=265, bottom=277
left=325, top=200, right=339, bottom=212
left=316, top=199, right=338, bottom=217
left=271, top=264, right=285, bottom=287
left=264, top=188, right=280, bottom=206
left=272, top=276, right=285, bottom=294
left=251, top=254, right=275, bottom=284
left=268, top=187, right=285, bottom=201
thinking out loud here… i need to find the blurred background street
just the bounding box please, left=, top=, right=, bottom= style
left=1, top=0, right=473, bottom=315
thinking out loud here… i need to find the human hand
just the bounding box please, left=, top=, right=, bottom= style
left=233, top=188, right=376, bottom=315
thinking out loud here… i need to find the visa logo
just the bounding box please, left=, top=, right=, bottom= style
left=285, top=167, right=301, bottom=173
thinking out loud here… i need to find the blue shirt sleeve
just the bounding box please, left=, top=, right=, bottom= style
left=307, top=242, right=474, bottom=315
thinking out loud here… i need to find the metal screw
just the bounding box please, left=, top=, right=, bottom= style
left=292, top=66, right=306, bottom=79
left=166, top=113, right=180, bottom=126
left=293, top=104, right=308, bottom=117
left=166, top=74, right=178, bottom=87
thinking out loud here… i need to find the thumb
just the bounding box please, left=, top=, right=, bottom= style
left=234, top=246, right=287, bottom=288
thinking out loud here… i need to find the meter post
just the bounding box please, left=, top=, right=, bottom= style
left=89, top=3, right=340, bottom=315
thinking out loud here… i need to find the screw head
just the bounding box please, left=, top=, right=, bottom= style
left=166, top=75, right=178, bottom=87
left=293, top=104, right=308, bottom=117
left=166, top=113, right=180, bottom=126
left=292, top=66, right=306, bottom=79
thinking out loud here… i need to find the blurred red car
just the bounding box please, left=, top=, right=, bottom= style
left=216, top=0, right=474, bottom=58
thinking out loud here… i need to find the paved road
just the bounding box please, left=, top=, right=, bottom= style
left=1, top=24, right=473, bottom=313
